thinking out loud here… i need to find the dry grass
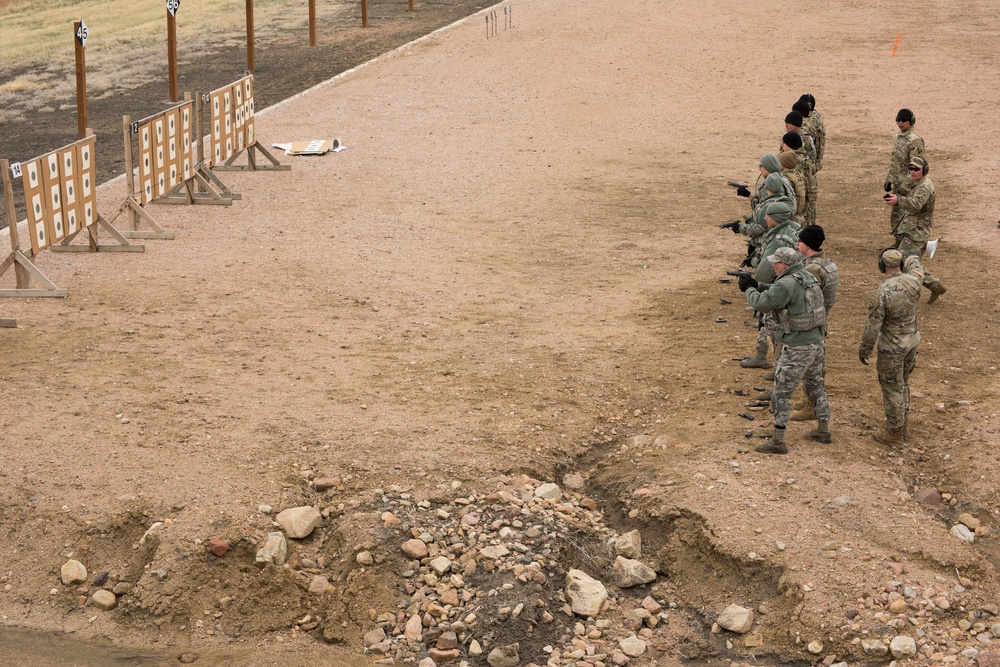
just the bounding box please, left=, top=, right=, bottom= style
left=0, top=0, right=318, bottom=73
left=0, top=73, right=49, bottom=94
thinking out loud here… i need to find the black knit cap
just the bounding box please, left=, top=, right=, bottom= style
left=782, top=131, right=803, bottom=150
left=799, top=94, right=816, bottom=110
left=798, top=225, right=825, bottom=251
left=896, top=108, right=915, bottom=123
left=792, top=100, right=811, bottom=117
left=784, top=110, right=803, bottom=127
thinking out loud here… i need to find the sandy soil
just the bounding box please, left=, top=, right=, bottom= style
left=1, top=0, right=999, bottom=665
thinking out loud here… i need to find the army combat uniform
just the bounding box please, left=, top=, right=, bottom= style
left=745, top=257, right=831, bottom=453
left=893, top=173, right=944, bottom=294
left=859, top=255, right=924, bottom=442
left=803, top=112, right=826, bottom=172
left=885, top=127, right=924, bottom=232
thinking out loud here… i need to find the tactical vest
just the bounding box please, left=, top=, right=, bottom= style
left=806, top=256, right=839, bottom=310
left=778, top=270, right=826, bottom=334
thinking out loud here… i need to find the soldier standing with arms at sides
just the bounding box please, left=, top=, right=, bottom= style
left=859, top=249, right=925, bottom=446
left=884, top=108, right=924, bottom=232
left=781, top=131, right=817, bottom=225
left=778, top=152, right=806, bottom=223
left=797, top=94, right=826, bottom=171
left=789, top=225, right=838, bottom=421
left=883, top=156, right=947, bottom=302
left=739, top=247, right=831, bottom=454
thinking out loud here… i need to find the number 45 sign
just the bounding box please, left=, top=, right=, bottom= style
left=75, top=21, right=89, bottom=47
left=166, top=0, right=180, bottom=16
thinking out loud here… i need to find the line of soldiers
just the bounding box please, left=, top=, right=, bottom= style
left=722, top=98, right=944, bottom=453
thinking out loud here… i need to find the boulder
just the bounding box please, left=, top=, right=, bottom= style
left=615, top=530, right=642, bottom=559
left=487, top=643, right=520, bottom=667
left=255, top=532, right=287, bottom=566
left=612, top=556, right=656, bottom=587
left=60, top=560, right=87, bottom=586
left=717, top=604, right=754, bottom=634
left=91, top=589, right=117, bottom=610
left=566, top=569, right=607, bottom=617
left=890, top=636, right=917, bottom=659
left=275, top=506, right=322, bottom=539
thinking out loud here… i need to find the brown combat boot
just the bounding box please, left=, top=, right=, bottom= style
left=927, top=283, right=947, bottom=304
left=805, top=428, right=832, bottom=444
left=873, top=427, right=905, bottom=446
left=754, top=439, right=788, bottom=455
left=757, top=390, right=773, bottom=401
left=740, top=353, right=771, bottom=369
left=790, top=404, right=815, bottom=421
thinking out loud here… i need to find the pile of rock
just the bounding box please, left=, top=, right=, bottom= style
left=57, top=558, right=130, bottom=611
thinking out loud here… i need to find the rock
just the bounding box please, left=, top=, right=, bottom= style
left=958, top=513, right=982, bottom=530
left=890, top=636, right=917, bottom=659
left=257, top=504, right=272, bottom=514
left=717, top=604, right=754, bottom=634
left=889, top=599, right=909, bottom=613
left=429, top=648, right=460, bottom=663
left=487, top=643, right=520, bottom=667
left=363, top=627, right=386, bottom=647
left=369, top=640, right=392, bottom=654
left=566, top=569, right=608, bottom=617
left=611, top=652, right=630, bottom=666
left=437, top=631, right=459, bottom=650
left=862, top=639, right=888, bottom=656
left=469, top=640, right=483, bottom=657
left=619, top=635, right=647, bottom=657
left=418, top=658, right=436, bottom=667
left=206, top=539, right=230, bottom=557
left=914, top=488, right=942, bottom=505
left=60, top=560, right=87, bottom=586
left=563, top=472, right=585, bottom=490
left=91, top=589, right=117, bottom=610
left=615, top=530, right=642, bottom=559
left=743, top=633, right=763, bottom=647
left=308, top=576, right=329, bottom=595
left=356, top=550, right=374, bottom=566
left=275, top=506, right=322, bottom=539
left=534, top=483, right=561, bottom=500
left=404, top=614, right=423, bottom=642
left=806, top=641, right=823, bottom=654
left=612, top=556, right=656, bottom=587
left=178, top=654, right=199, bottom=664
left=255, top=532, right=287, bottom=567
left=934, top=596, right=951, bottom=610
left=313, top=477, right=339, bottom=491
left=977, top=651, right=1000, bottom=667
left=641, top=596, right=662, bottom=613
left=112, top=582, right=132, bottom=595
left=479, top=545, right=510, bottom=560
left=401, top=538, right=429, bottom=559
left=429, top=556, right=452, bottom=575
left=951, top=524, right=976, bottom=543
left=440, top=589, right=460, bottom=607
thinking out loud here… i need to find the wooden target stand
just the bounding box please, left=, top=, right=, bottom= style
left=115, top=97, right=238, bottom=244
left=0, top=136, right=142, bottom=298
left=207, top=75, right=289, bottom=173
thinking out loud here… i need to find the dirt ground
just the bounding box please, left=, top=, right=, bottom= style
left=1, top=0, right=1000, bottom=665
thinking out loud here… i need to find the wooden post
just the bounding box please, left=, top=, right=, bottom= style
left=409, top=0, right=414, bottom=11
left=362, top=0, right=368, bottom=28
left=1, top=160, right=30, bottom=288
left=167, top=5, right=179, bottom=102
left=73, top=21, right=89, bottom=139
left=246, top=0, right=255, bottom=73
left=309, top=0, right=317, bottom=46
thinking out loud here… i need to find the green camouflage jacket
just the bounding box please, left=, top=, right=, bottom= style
left=859, top=256, right=924, bottom=356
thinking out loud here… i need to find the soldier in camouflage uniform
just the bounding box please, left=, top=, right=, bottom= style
left=789, top=225, right=839, bottom=421
left=781, top=131, right=817, bottom=225
left=740, top=247, right=831, bottom=454
left=740, top=201, right=800, bottom=371
left=778, top=151, right=806, bottom=222
left=784, top=111, right=817, bottom=166
left=798, top=94, right=826, bottom=172
left=884, top=108, right=925, bottom=233
left=750, top=154, right=796, bottom=212
left=737, top=173, right=793, bottom=261
left=884, top=155, right=946, bottom=302
left=859, top=249, right=925, bottom=446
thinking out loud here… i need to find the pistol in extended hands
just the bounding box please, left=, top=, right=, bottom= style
left=727, top=181, right=752, bottom=198
left=718, top=219, right=741, bottom=233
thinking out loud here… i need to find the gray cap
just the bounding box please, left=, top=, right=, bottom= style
left=759, top=154, right=782, bottom=174
left=764, top=200, right=792, bottom=223
left=767, top=246, right=802, bottom=266
left=763, top=173, right=784, bottom=194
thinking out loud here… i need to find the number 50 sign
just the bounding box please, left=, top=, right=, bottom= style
left=166, top=0, right=180, bottom=16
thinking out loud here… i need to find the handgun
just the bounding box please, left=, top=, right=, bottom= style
left=727, top=181, right=752, bottom=198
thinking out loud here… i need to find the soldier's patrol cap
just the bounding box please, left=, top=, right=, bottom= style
left=881, top=248, right=903, bottom=269
left=767, top=247, right=802, bottom=266
left=909, top=156, right=928, bottom=170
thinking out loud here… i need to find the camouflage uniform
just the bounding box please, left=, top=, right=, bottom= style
left=859, top=256, right=924, bottom=430
left=750, top=220, right=801, bottom=358
left=782, top=146, right=817, bottom=226
left=778, top=152, right=806, bottom=221
left=804, top=111, right=826, bottom=172
left=893, top=175, right=942, bottom=291
left=885, top=128, right=924, bottom=231
left=746, top=264, right=830, bottom=430
left=803, top=252, right=839, bottom=313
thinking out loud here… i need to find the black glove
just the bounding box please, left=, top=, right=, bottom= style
left=730, top=222, right=741, bottom=234
left=884, top=182, right=892, bottom=193
left=738, top=274, right=758, bottom=293
left=736, top=185, right=751, bottom=198
left=739, top=255, right=753, bottom=268
left=859, top=352, right=869, bottom=366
